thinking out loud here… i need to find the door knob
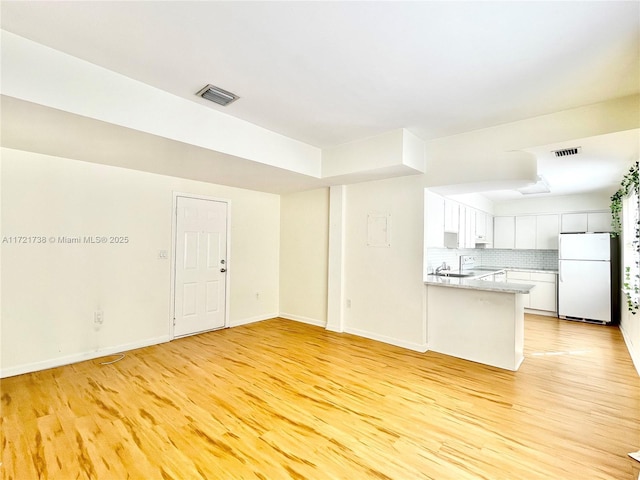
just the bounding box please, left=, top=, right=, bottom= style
left=220, top=268, right=227, bottom=273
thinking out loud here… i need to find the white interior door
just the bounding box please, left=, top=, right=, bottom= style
left=174, top=196, right=228, bottom=337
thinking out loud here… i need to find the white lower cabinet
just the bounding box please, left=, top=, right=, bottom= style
left=506, top=270, right=557, bottom=316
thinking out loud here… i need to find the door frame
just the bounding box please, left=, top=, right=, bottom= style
left=170, top=192, right=231, bottom=339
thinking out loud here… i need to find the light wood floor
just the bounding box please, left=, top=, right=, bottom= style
left=2, top=315, right=639, bottom=479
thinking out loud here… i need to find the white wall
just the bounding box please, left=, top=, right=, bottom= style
left=279, top=188, right=330, bottom=326
left=342, top=175, right=427, bottom=351
left=620, top=301, right=640, bottom=375
left=619, top=190, right=640, bottom=375
left=493, top=192, right=611, bottom=216
left=1, top=148, right=280, bottom=377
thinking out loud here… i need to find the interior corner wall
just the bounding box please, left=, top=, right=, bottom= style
left=0, top=148, right=280, bottom=377
left=342, top=175, right=427, bottom=351
left=279, top=188, right=330, bottom=326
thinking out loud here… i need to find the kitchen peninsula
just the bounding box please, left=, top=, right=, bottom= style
left=425, top=274, right=534, bottom=371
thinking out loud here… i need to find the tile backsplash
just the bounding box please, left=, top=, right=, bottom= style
left=427, top=248, right=558, bottom=273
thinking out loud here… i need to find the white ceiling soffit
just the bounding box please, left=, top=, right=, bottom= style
left=483, top=129, right=640, bottom=201
left=1, top=1, right=638, bottom=148
left=0, top=96, right=425, bottom=193
left=0, top=96, right=328, bottom=195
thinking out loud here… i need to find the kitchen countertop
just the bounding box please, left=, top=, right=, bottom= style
left=425, top=274, right=534, bottom=294
left=483, top=266, right=559, bottom=274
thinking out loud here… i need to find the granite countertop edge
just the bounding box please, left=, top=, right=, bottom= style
left=424, top=276, right=535, bottom=294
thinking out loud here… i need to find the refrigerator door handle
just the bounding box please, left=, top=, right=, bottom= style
left=559, top=235, right=562, bottom=258
left=559, top=261, right=562, bottom=283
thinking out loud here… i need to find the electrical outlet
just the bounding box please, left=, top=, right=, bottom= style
left=94, top=311, right=104, bottom=324
left=346, top=299, right=351, bottom=308
left=256, top=292, right=261, bottom=300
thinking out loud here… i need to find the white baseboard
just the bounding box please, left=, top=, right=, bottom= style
left=279, top=312, right=326, bottom=328
left=344, top=326, right=428, bottom=353
left=620, top=325, right=640, bottom=377
left=525, top=308, right=557, bottom=317
left=228, top=313, right=279, bottom=328
left=0, top=335, right=171, bottom=379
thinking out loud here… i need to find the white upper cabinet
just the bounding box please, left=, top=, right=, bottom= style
left=561, top=213, right=588, bottom=233
left=485, top=214, right=494, bottom=247
left=515, top=216, right=536, bottom=249
left=475, top=210, right=487, bottom=239
left=587, top=211, right=612, bottom=232
left=561, top=211, right=612, bottom=233
left=426, top=192, right=493, bottom=249
left=535, top=214, right=560, bottom=249
left=444, top=199, right=459, bottom=233
left=494, top=216, right=515, bottom=249
left=465, top=206, right=476, bottom=248
left=495, top=214, right=559, bottom=250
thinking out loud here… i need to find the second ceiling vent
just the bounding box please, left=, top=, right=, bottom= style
left=196, top=84, right=240, bottom=106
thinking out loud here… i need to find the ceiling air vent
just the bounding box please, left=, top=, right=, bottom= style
left=552, top=146, right=582, bottom=157
left=196, top=84, right=239, bottom=106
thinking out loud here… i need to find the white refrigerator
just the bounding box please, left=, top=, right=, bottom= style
left=558, top=233, right=618, bottom=324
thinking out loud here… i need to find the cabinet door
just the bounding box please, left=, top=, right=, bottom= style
left=529, top=280, right=557, bottom=312
left=475, top=210, right=487, bottom=239
left=425, top=191, right=445, bottom=248
left=494, top=216, right=515, bottom=249
left=506, top=270, right=531, bottom=307
left=465, top=207, right=476, bottom=248
left=507, top=270, right=530, bottom=281
left=515, top=216, right=536, bottom=249
left=536, top=214, right=559, bottom=249
left=485, top=214, right=494, bottom=248
left=456, top=205, right=465, bottom=248
left=561, top=213, right=588, bottom=233
left=587, top=212, right=612, bottom=233
left=444, top=200, right=459, bottom=233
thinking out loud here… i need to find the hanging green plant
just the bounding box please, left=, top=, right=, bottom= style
left=610, top=161, right=639, bottom=314
left=610, top=161, right=638, bottom=236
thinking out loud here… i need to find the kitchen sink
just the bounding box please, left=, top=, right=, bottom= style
left=436, top=272, right=474, bottom=278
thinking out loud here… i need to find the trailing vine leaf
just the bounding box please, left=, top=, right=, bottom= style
left=611, top=161, right=639, bottom=314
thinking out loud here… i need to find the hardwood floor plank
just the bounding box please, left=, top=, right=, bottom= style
left=1, top=315, right=639, bottom=479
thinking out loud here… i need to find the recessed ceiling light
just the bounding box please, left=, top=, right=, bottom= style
left=196, top=84, right=239, bottom=106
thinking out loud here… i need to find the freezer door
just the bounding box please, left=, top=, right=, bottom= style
left=558, top=260, right=611, bottom=322
left=559, top=233, right=610, bottom=261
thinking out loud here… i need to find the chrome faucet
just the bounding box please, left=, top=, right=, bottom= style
left=435, top=262, right=450, bottom=274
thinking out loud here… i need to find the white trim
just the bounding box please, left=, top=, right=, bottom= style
left=620, top=325, right=640, bottom=377
left=228, top=313, right=279, bottom=328
left=344, top=327, right=428, bottom=353
left=0, top=335, right=171, bottom=379
left=171, top=192, right=231, bottom=339
left=524, top=308, right=557, bottom=317
left=279, top=313, right=326, bottom=328
left=327, top=185, right=346, bottom=332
